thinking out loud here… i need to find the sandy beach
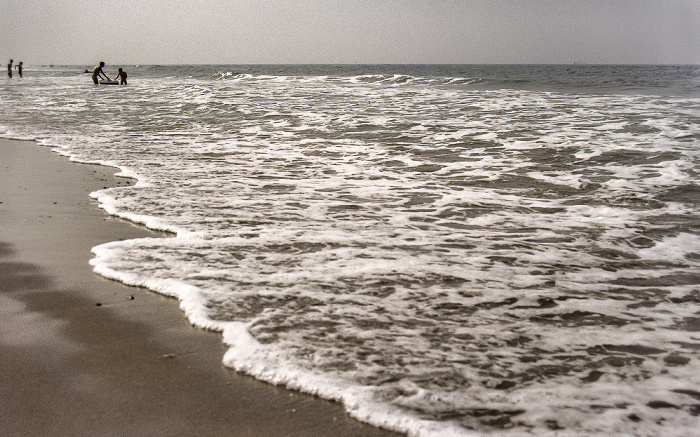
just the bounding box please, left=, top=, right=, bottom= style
left=0, top=138, right=401, bottom=437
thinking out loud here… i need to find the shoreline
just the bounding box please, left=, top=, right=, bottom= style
left=0, top=138, right=402, bottom=436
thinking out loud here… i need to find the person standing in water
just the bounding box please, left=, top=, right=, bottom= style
left=15, top=61, right=23, bottom=78
left=115, top=67, right=127, bottom=85
left=92, top=61, right=110, bottom=84
left=7, top=59, right=13, bottom=78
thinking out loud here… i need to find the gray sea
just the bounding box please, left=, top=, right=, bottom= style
left=1, top=64, right=699, bottom=436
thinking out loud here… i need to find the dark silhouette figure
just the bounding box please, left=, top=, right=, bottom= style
left=16, top=61, right=23, bottom=78
left=115, top=68, right=127, bottom=85
left=7, top=59, right=13, bottom=78
left=92, top=61, right=109, bottom=84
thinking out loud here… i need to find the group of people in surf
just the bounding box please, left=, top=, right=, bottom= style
left=7, top=59, right=128, bottom=85
left=7, top=59, right=23, bottom=78
left=92, top=61, right=127, bottom=85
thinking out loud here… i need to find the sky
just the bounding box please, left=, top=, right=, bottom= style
left=1, top=0, right=699, bottom=65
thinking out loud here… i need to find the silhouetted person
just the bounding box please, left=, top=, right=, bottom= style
left=115, top=68, right=127, bottom=85
left=15, top=61, right=23, bottom=78
left=92, top=61, right=109, bottom=84
left=7, top=59, right=13, bottom=78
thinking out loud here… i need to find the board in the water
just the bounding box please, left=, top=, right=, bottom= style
left=100, top=80, right=119, bottom=85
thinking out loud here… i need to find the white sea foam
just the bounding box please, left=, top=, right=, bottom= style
left=2, top=65, right=700, bottom=437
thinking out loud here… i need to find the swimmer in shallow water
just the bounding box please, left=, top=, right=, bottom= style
left=92, top=61, right=110, bottom=84
left=115, top=68, right=127, bottom=85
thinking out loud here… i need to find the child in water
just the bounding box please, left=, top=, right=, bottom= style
left=115, top=68, right=127, bottom=85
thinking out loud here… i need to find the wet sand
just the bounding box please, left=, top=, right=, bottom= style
left=0, top=138, right=401, bottom=437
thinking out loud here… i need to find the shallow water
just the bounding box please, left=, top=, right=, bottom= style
left=2, top=64, right=700, bottom=436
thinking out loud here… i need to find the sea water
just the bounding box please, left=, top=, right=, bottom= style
left=1, top=64, right=699, bottom=436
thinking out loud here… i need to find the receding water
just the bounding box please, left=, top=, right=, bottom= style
left=1, top=64, right=699, bottom=436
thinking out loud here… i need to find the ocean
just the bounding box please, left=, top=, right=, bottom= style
left=1, top=64, right=699, bottom=436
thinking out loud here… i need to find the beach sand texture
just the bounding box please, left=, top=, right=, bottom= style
left=0, top=138, right=401, bottom=437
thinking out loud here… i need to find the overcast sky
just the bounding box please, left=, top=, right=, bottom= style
left=1, top=0, right=698, bottom=65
